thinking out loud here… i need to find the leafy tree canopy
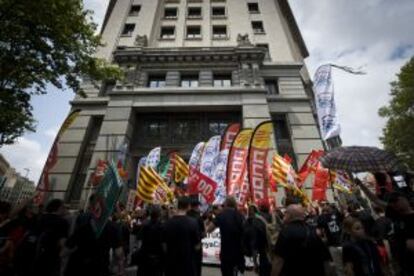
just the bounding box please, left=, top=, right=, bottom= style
left=0, top=0, right=122, bottom=146
left=379, top=57, right=414, bottom=170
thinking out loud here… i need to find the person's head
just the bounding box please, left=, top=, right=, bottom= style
left=149, top=205, right=161, bottom=221
left=0, top=201, right=11, bottom=223
left=224, top=196, right=237, bottom=209
left=284, top=204, right=306, bottom=223
left=212, top=204, right=222, bottom=216
left=343, top=217, right=366, bottom=240
left=248, top=205, right=257, bottom=218
left=45, top=199, right=66, bottom=216
left=322, top=204, right=333, bottom=215
left=374, top=172, right=388, bottom=186
left=177, top=196, right=191, bottom=211
left=387, top=192, right=412, bottom=216
left=190, top=197, right=200, bottom=210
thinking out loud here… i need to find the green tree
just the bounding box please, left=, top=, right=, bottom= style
left=0, top=0, right=122, bottom=146
left=379, top=57, right=414, bottom=170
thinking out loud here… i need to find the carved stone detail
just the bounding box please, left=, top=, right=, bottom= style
left=237, top=33, right=252, bottom=47
left=134, top=35, right=148, bottom=47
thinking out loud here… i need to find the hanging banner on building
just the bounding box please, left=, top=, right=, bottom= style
left=189, top=142, right=205, bottom=171
left=248, top=121, right=273, bottom=204
left=313, top=65, right=341, bottom=140
left=200, top=136, right=221, bottom=178
left=220, top=123, right=241, bottom=151
left=146, top=147, right=161, bottom=169
left=212, top=149, right=229, bottom=205
left=92, top=162, right=123, bottom=237
left=188, top=168, right=218, bottom=204
left=34, top=109, right=81, bottom=205
left=226, top=129, right=253, bottom=197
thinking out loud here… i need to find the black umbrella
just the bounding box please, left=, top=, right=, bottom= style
left=320, top=146, right=401, bottom=173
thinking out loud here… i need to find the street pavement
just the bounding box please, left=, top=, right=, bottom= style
left=202, top=266, right=255, bottom=276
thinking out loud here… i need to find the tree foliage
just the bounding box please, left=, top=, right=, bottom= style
left=379, top=57, right=414, bottom=170
left=0, top=0, right=122, bottom=146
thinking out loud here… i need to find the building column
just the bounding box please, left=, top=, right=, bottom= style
left=79, top=99, right=135, bottom=207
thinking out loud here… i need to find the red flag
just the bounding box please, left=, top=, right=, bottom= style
left=312, top=165, right=329, bottom=201
left=188, top=168, right=218, bottom=204
left=298, top=150, right=324, bottom=187
left=283, top=154, right=292, bottom=164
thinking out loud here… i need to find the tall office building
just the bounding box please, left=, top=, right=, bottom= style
left=45, top=0, right=324, bottom=205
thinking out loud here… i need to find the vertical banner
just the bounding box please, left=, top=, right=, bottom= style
left=248, top=121, right=273, bottom=204
left=146, top=147, right=161, bottom=169
left=34, top=109, right=81, bottom=205
left=212, top=149, right=229, bottom=205
left=226, top=129, right=253, bottom=197
left=220, top=123, right=241, bottom=151
left=313, top=65, right=341, bottom=140
left=189, top=142, right=205, bottom=171
left=200, top=136, right=221, bottom=178
left=92, top=162, right=123, bottom=237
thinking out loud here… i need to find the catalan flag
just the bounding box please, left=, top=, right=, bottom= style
left=137, top=167, right=165, bottom=203
left=272, top=154, right=297, bottom=188
left=331, top=170, right=352, bottom=194
left=173, top=154, right=189, bottom=183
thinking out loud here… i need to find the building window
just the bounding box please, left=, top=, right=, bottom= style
left=257, top=43, right=271, bottom=60
left=272, top=114, right=296, bottom=168
left=164, top=7, right=178, bottom=19
left=252, top=21, right=265, bottom=34
left=187, top=7, right=202, bottom=18
left=212, top=25, right=228, bottom=39
left=129, top=5, right=141, bottom=16
left=173, top=120, right=199, bottom=142
left=160, top=26, right=175, bottom=39
left=121, top=24, right=135, bottom=36
left=181, top=75, right=199, bottom=87
left=186, top=25, right=202, bottom=39
left=214, top=74, right=232, bottom=87
left=265, top=79, right=279, bottom=95
left=211, top=6, right=226, bottom=18
left=247, top=2, right=259, bottom=13
left=147, top=120, right=169, bottom=138
left=208, top=121, right=229, bottom=136
left=148, top=75, right=166, bottom=88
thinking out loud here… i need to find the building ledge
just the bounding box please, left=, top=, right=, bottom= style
left=71, top=97, right=109, bottom=106
left=267, top=95, right=310, bottom=102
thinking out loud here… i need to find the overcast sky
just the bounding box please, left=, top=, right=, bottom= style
left=1, top=0, right=413, bottom=182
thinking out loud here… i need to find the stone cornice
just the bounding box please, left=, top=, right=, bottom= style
left=113, top=46, right=266, bottom=65
left=70, top=97, right=109, bottom=106
left=267, top=95, right=310, bottom=102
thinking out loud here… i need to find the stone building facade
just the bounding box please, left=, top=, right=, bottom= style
left=46, top=0, right=324, bottom=205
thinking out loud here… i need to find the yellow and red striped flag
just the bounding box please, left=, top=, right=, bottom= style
left=173, top=154, right=189, bottom=183
left=272, top=154, right=297, bottom=188
left=137, top=167, right=168, bottom=203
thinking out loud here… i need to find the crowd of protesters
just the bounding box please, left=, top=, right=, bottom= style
left=0, top=172, right=413, bottom=276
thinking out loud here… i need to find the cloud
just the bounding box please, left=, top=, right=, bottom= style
left=84, top=0, right=110, bottom=29
left=289, top=0, right=414, bottom=148
left=0, top=137, right=48, bottom=183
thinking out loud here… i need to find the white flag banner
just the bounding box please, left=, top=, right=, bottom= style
left=189, top=142, right=205, bottom=170
left=146, top=147, right=161, bottom=169
left=200, top=136, right=221, bottom=178
left=313, top=64, right=341, bottom=140
left=212, top=149, right=229, bottom=205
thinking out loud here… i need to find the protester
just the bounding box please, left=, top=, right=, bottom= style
left=207, top=196, right=245, bottom=276
left=342, top=216, right=384, bottom=276
left=30, top=199, right=69, bottom=276
left=187, top=197, right=205, bottom=276
left=163, top=196, right=200, bottom=276
left=135, top=205, right=165, bottom=276
left=65, top=194, right=125, bottom=276
left=271, top=204, right=332, bottom=276
left=0, top=201, right=13, bottom=276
